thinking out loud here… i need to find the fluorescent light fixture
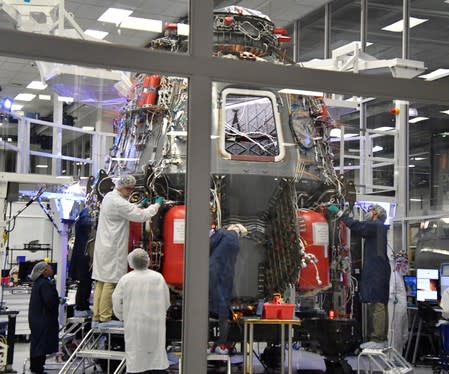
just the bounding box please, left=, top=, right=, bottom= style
left=120, top=17, right=162, bottom=32
left=14, top=93, right=36, bottom=101
left=1, top=97, right=13, bottom=111
left=58, top=96, right=74, bottom=103
left=410, top=198, right=422, bottom=202
left=84, top=29, right=109, bottom=40
left=177, top=23, right=189, bottom=36
left=446, top=0, right=449, bottom=4
left=36, top=165, right=48, bottom=168
left=7, top=138, right=12, bottom=142
left=382, top=17, right=428, bottom=32
left=39, top=94, right=51, bottom=101
left=111, top=157, right=140, bottom=161
left=441, top=110, right=449, bottom=115
left=348, top=148, right=360, bottom=152
left=413, top=157, right=426, bottom=161
left=344, top=97, right=376, bottom=103
left=278, top=88, right=324, bottom=96
left=376, top=126, right=395, bottom=131
left=82, top=126, right=95, bottom=131
left=418, top=68, right=449, bottom=81
left=0, top=138, right=2, bottom=141
left=409, top=164, right=415, bottom=168
left=372, top=145, right=383, bottom=152
left=442, top=218, right=449, bottom=224
left=98, top=8, right=133, bottom=26
left=26, top=81, right=47, bottom=90
left=11, top=104, right=23, bottom=111
left=409, top=116, right=429, bottom=124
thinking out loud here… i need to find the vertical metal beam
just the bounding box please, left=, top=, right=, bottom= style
left=52, top=95, right=63, bottom=175
left=324, top=3, right=332, bottom=59
left=16, top=117, right=30, bottom=173
left=360, top=0, right=368, bottom=52
left=402, top=0, right=410, bottom=59
left=293, top=20, right=301, bottom=63
left=396, top=100, right=409, bottom=254
left=182, top=0, right=213, bottom=373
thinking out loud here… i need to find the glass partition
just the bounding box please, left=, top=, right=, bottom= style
left=0, top=0, right=189, bottom=52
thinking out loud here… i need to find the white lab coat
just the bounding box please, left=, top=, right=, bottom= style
left=388, top=269, right=409, bottom=353
left=440, top=288, right=449, bottom=319
left=112, top=269, right=170, bottom=373
left=92, top=189, right=159, bottom=283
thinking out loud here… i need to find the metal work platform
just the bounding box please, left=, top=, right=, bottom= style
left=59, top=325, right=126, bottom=374
left=357, top=346, right=413, bottom=373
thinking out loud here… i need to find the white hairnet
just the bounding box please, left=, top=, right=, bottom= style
left=116, top=175, right=136, bottom=189
left=127, top=248, right=149, bottom=270
left=227, top=223, right=248, bottom=237
left=370, top=204, right=387, bottom=223
left=30, top=261, right=49, bottom=281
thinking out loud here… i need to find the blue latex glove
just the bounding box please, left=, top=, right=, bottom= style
left=327, top=204, right=340, bottom=215
left=139, top=198, right=149, bottom=208
left=154, top=196, right=164, bottom=205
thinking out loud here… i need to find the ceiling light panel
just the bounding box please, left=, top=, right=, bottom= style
left=98, top=8, right=133, bottom=25
left=119, top=17, right=162, bottom=32
left=409, top=116, right=429, bottom=124
left=84, top=29, right=109, bottom=40
left=14, top=93, right=36, bottom=101
left=39, top=94, right=51, bottom=101
left=26, top=81, right=47, bottom=90
left=418, top=68, right=449, bottom=81
left=382, top=17, right=428, bottom=32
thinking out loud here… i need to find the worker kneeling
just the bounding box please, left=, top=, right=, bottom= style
left=112, top=248, right=170, bottom=374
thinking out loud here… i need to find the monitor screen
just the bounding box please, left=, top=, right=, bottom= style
left=440, top=263, right=449, bottom=296
left=18, top=261, right=57, bottom=284
left=416, top=268, right=439, bottom=303
left=403, top=275, right=417, bottom=298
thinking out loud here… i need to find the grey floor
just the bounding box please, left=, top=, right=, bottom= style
left=9, top=340, right=437, bottom=374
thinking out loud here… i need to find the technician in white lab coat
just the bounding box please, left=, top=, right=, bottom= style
left=92, top=175, right=163, bottom=324
left=112, top=248, right=170, bottom=374
left=388, top=253, right=409, bottom=354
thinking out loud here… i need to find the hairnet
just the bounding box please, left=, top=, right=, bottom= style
left=30, top=261, right=49, bottom=281
left=128, top=248, right=149, bottom=270
left=227, top=223, right=248, bottom=237
left=370, top=204, right=387, bottom=223
left=116, top=175, right=136, bottom=189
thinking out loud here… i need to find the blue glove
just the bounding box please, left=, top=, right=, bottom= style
left=327, top=204, right=340, bottom=215
left=139, top=198, right=150, bottom=208
left=154, top=196, right=164, bottom=205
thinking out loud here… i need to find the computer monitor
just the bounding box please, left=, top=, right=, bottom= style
left=416, top=268, right=439, bottom=303
left=440, top=263, right=449, bottom=296
left=403, top=275, right=417, bottom=298
left=18, top=261, right=57, bottom=284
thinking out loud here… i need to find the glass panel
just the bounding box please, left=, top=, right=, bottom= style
left=0, top=0, right=189, bottom=53
left=30, top=154, right=52, bottom=174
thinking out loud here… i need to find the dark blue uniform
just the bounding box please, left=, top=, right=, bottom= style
left=340, top=214, right=390, bottom=303
left=69, top=208, right=93, bottom=311
left=209, top=228, right=240, bottom=318
left=29, top=276, right=59, bottom=373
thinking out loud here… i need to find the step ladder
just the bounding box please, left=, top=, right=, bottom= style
left=357, top=346, right=414, bottom=373
left=59, top=326, right=126, bottom=374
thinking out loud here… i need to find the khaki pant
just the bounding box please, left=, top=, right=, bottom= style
left=93, top=281, right=116, bottom=322
left=367, top=302, right=388, bottom=342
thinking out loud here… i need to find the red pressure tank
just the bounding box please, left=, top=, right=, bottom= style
left=297, top=209, right=330, bottom=291
left=128, top=221, right=144, bottom=252
left=162, top=205, right=186, bottom=288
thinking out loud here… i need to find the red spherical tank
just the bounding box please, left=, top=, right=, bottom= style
left=162, top=205, right=186, bottom=288
left=297, top=210, right=330, bottom=291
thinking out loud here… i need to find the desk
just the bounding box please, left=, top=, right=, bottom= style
left=405, top=304, right=442, bottom=365
left=0, top=310, right=19, bottom=373
left=243, top=319, right=301, bottom=374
